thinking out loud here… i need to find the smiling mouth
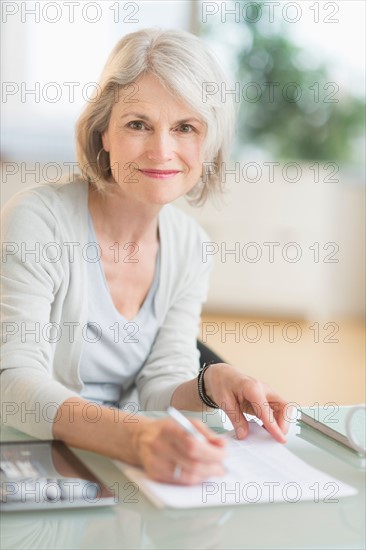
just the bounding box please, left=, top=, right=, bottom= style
left=138, top=169, right=181, bottom=179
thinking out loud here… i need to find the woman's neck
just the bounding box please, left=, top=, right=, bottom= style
left=88, top=184, right=160, bottom=244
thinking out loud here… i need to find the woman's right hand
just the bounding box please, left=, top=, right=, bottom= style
left=132, top=417, right=227, bottom=485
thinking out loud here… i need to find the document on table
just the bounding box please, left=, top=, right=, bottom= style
left=114, top=422, right=357, bottom=509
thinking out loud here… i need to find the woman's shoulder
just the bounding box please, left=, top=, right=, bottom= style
left=2, top=177, right=88, bottom=214
left=1, top=177, right=89, bottom=239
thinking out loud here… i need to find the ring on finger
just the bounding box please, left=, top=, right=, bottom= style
left=173, top=464, right=182, bottom=481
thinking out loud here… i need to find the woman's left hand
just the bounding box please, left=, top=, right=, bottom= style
left=202, top=363, right=291, bottom=442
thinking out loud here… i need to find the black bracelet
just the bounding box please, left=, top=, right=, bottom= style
left=197, top=361, right=220, bottom=409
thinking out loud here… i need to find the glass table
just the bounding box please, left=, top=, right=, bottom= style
left=1, top=407, right=365, bottom=550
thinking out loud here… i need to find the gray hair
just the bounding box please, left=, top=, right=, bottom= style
left=75, top=28, right=236, bottom=205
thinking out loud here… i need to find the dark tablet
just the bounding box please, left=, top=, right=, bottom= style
left=0, top=440, right=117, bottom=511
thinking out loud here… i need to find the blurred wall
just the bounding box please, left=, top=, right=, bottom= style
left=175, top=165, right=365, bottom=319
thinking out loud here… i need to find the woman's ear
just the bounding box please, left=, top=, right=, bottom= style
left=101, top=131, right=110, bottom=152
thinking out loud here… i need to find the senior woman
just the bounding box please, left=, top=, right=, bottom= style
left=1, top=29, right=289, bottom=485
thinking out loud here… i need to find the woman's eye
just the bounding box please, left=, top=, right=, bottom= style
left=178, top=124, right=194, bottom=133
left=127, top=121, right=146, bottom=130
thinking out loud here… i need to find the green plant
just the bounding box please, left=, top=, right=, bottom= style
left=199, top=1, right=365, bottom=162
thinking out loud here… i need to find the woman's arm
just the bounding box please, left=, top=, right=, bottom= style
left=52, top=397, right=148, bottom=464
left=52, top=396, right=227, bottom=485
left=1, top=189, right=83, bottom=439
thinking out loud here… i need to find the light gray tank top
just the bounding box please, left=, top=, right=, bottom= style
left=79, top=213, right=161, bottom=407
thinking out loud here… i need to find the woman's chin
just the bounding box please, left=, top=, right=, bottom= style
left=134, top=186, right=192, bottom=206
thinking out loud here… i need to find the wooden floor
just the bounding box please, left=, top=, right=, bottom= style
left=200, top=314, right=365, bottom=407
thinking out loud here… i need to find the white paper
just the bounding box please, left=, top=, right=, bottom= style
left=114, top=423, right=357, bottom=508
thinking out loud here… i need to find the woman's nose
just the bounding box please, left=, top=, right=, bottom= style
left=146, top=130, right=174, bottom=163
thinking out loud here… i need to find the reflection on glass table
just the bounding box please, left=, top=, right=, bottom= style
left=0, top=440, right=116, bottom=511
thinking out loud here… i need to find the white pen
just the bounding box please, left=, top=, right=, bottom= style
left=166, top=406, right=207, bottom=443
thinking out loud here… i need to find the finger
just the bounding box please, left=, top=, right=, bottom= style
left=260, top=404, right=287, bottom=443
left=173, top=430, right=227, bottom=463
left=164, top=420, right=227, bottom=463
left=242, top=387, right=288, bottom=443
left=265, top=395, right=293, bottom=435
left=174, top=463, right=226, bottom=486
left=273, top=400, right=292, bottom=434
left=177, top=458, right=226, bottom=485
left=189, top=419, right=227, bottom=447
left=138, top=420, right=226, bottom=483
left=154, top=458, right=226, bottom=486
left=221, top=400, right=249, bottom=440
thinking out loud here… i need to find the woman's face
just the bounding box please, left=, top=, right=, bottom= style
left=101, top=73, right=207, bottom=206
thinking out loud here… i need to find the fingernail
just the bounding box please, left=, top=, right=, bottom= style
left=237, top=427, right=246, bottom=439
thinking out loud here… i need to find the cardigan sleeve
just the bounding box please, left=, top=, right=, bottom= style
left=135, top=211, right=214, bottom=410
left=1, top=190, right=80, bottom=439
